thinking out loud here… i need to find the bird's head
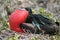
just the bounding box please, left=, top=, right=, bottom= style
left=25, top=7, right=32, bottom=14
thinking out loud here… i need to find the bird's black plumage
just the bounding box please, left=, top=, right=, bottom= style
left=20, top=7, right=59, bottom=35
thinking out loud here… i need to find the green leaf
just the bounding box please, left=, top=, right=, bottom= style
left=39, top=7, right=54, bottom=20
left=30, top=37, right=37, bottom=40
left=8, top=37, right=14, bottom=40
left=32, top=9, right=35, bottom=13
left=14, top=33, right=19, bottom=40
left=39, top=7, right=45, bottom=14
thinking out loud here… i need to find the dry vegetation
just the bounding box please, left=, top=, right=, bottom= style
left=0, top=0, right=60, bottom=40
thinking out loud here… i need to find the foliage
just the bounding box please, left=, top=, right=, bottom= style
left=0, top=0, right=60, bottom=39
left=8, top=33, right=19, bottom=40
left=0, top=16, right=9, bottom=31
left=39, top=7, right=58, bottom=22
left=30, top=37, right=37, bottom=40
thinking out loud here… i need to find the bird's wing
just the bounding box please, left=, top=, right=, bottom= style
left=32, top=14, right=58, bottom=34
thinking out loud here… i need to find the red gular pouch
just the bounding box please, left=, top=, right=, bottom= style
left=9, top=9, right=29, bottom=33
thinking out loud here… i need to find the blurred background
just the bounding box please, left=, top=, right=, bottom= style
left=0, top=0, right=60, bottom=40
